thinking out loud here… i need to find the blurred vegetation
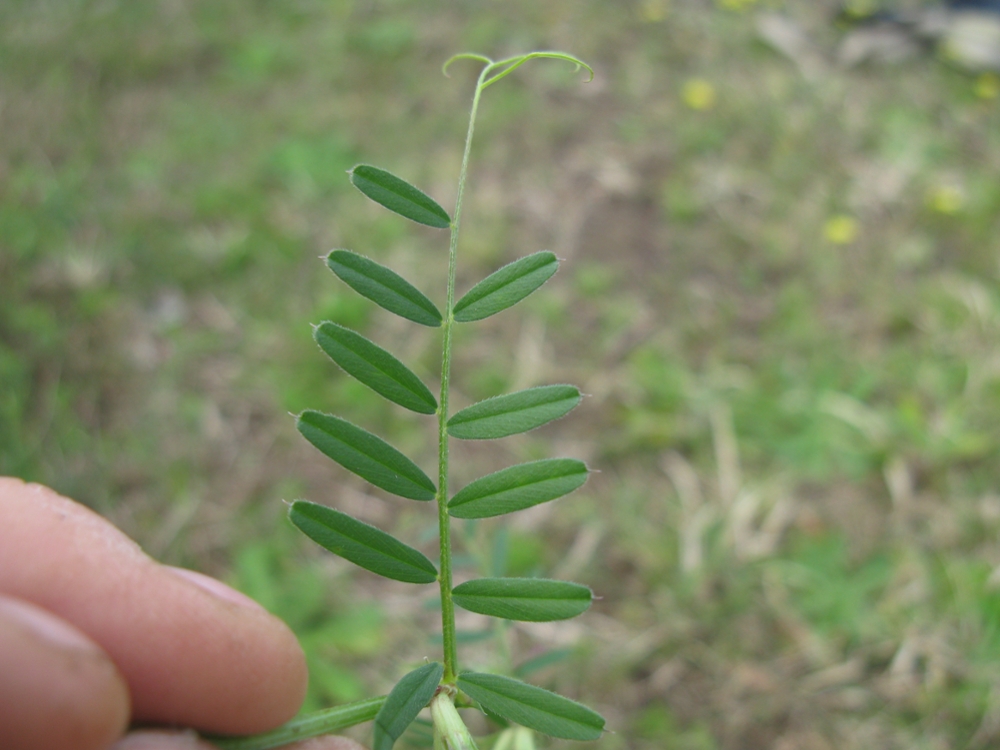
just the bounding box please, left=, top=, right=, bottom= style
left=3, top=0, right=1000, bottom=748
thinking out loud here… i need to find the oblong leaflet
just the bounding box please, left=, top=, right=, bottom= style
left=448, top=458, right=588, bottom=519
left=457, top=672, right=605, bottom=741
left=373, top=662, right=444, bottom=750
left=289, top=501, right=437, bottom=584
left=327, top=250, right=442, bottom=327
left=452, top=578, right=593, bottom=622
left=447, top=385, right=581, bottom=440
left=315, top=322, right=437, bottom=414
left=350, top=164, right=451, bottom=229
left=453, top=251, right=558, bottom=322
left=296, top=411, right=435, bottom=500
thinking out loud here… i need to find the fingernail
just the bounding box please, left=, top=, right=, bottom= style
left=166, top=566, right=267, bottom=611
left=0, top=595, right=100, bottom=652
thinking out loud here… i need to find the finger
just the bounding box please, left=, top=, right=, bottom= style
left=0, top=594, right=130, bottom=750
left=112, top=730, right=220, bottom=749
left=0, top=477, right=308, bottom=735
left=113, top=730, right=368, bottom=750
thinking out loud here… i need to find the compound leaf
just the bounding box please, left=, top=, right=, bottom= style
left=453, top=251, right=558, bottom=322
left=315, top=322, right=437, bottom=414
left=373, top=662, right=444, bottom=750
left=288, top=501, right=437, bottom=584
left=448, top=458, right=588, bottom=519
left=447, top=385, right=581, bottom=440
left=457, top=672, right=604, bottom=741
left=327, top=250, right=442, bottom=327
left=297, top=411, right=435, bottom=500
left=349, top=164, right=451, bottom=229
left=452, top=578, right=592, bottom=622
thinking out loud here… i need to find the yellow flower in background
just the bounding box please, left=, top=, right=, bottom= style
left=682, top=79, right=716, bottom=111
left=975, top=73, right=1000, bottom=100
left=639, top=0, right=669, bottom=22
left=823, top=215, right=859, bottom=244
left=718, top=0, right=757, bottom=10
left=927, top=185, right=964, bottom=215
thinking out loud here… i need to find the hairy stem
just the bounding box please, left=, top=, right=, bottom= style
left=437, top=61, right=492, bottom=683
left=204, top=696, right=385, bottom=750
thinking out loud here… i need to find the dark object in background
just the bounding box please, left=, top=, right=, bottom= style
left=948, top=1, right=1000, bottom=12
left=837, top=1, right=1000, bottom=71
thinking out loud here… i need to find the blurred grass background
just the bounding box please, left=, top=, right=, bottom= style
left=3, top=0, right=1000, bottom=748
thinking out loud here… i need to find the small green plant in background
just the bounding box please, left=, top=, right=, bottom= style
left=209, top=52, right=603, bottom=750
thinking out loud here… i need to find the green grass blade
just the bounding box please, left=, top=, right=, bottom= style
left=373, top=662, right=445, bottom=750
left=453, top=251, right=559, bottom=322
left=289, top=501, right=438, bottom=584
left=315, top=322, right=437, bottom=414
left=514, top=649, right=573, bottom=679
left=448, top=458, right=588, bottom=519
left=452, top=578, right=592, bottom=622
left=447, top=385, right=581, bottom=440
left=456, top=672, right=604, bottom=741
left=349, top=164, right=451, bottom=228
left=296, top=411, right=436, bottom=500
left=327, top=250, right=442, bottom=327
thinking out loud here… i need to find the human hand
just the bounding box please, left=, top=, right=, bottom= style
left=0, top=477, right=365, bottom=750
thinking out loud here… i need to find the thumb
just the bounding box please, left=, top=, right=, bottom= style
left=0, top=594, right=130, bottom=750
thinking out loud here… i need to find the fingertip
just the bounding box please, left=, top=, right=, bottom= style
left=0, top=477, right=308, bottom=736
left=112, top=729, right=218, bottom=749
left=127, top=565, right=308, bottom=734
left=0, top=595, right=130, bottom=750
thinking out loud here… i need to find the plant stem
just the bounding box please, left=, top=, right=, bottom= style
left=203, top=696, right=385, bottom=750
left=437, top=61, right=492, bottom=684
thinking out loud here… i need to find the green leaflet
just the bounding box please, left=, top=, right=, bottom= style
left=447, top=385, right=581, bottom=440
left=350, top=164, right=451, bottom=229
left=457, top=672, right=604, bottom=741
left=453, top=251, right=559, bottom=322
left=327, top=250, right=442, bottom=327
left=315, top=322, right=437, bottom=415
left=448, top=458, right=588, bottom=519
left=452, top=578, right=592, bottom=622
left=373, top=662, right=444, bottom=750
left=289, top=501, right=437, bottom=584
left=297, top=411, right=435, bottom=500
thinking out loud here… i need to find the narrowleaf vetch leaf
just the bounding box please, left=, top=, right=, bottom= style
left=448, top=458, right=589, bottom=519
left=453, top=251, right=559, bottom=322
left=314, top=322, right=437, bottom=414
left=349, top=164, right=451, bottom=229
left=452, top=578, right=592, bottom=622
left=297, top=411, right=436, bottom=500
left=457, top=672, right=605, bottom=741
left=289, top=501, right=437, bottom=584
left=447, top=385, right=581, bottom=440
left=327, top=250, right=442, bottom=327
left=373, top=662, right=444, bottom=750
